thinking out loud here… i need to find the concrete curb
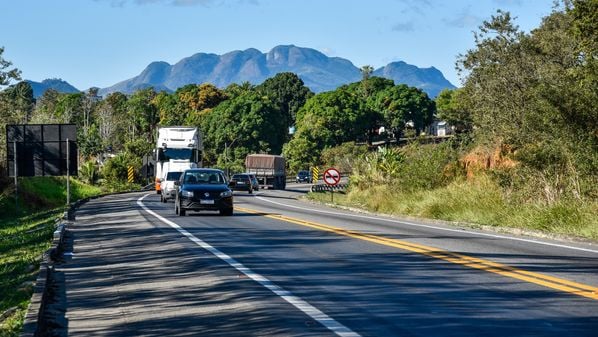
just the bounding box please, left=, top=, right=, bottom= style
left=20, top=188, right=148, bottom=337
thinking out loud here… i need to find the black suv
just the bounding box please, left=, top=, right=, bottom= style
left=230, top=173, right=259, bottom=194
left=174, top=168, right=233, bottom=216
left=295, top=170, right=312, bottom=183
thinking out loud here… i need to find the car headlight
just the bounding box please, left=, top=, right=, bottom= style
left=220, top=190, right=233, bottom=197
left=182, top=190, right=193, bottom=197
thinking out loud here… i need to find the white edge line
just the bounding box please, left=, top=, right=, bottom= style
left=137, top=194, right=360, bottom=337
left=254, top=195, right=598, bottom=255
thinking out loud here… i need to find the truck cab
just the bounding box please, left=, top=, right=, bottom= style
left=155, top=127, right=203, bottom=194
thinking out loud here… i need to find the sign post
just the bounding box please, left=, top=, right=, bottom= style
left=13, top=142, right=18, bottom=213
left=66, top=138, right=70, bottom=205
left=323, top=167, right=341, bottom=203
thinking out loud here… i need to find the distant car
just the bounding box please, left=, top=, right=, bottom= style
left=296, top=170, right=312, bottom=183
left=247, top=173, right=260, bottom=191
left=230, top=173, right=258, bottom=194
left=174, top=168, right=233, bottom=216
left=160, top=171, right=183, bottom=203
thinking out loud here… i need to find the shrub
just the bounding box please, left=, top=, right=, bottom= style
left=79, top=160, right=99, bottom=185
left=350, top=141, right=462, bottom=191
left=319, top=141, right=368, bottom=173
left=101, top=152, right=139, bottom=184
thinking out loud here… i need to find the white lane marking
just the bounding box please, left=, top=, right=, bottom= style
left=255, top=196, right=598, bottom=255
left=137, top=194, right=360, bottom=337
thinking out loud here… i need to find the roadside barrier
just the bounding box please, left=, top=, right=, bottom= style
left=310, top=184, right=348, bottom=192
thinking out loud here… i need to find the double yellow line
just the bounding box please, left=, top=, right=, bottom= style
left=236, top=206, right=598, bottom=301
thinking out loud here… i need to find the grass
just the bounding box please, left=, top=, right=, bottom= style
left=307, top=176, right=598, bottom=241
left=0, top=176, right=103, bottom=336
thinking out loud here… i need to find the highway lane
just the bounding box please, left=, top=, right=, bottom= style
left=135, top=185, right=598, bottom=336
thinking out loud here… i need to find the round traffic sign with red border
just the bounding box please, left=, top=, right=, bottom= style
left=323, top=167, right=341, bottom=186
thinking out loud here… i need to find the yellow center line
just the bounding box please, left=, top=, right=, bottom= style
left=235, top=206, right=598, bottom=301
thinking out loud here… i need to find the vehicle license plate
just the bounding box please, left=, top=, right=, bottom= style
left=237, top=181, right=244, bottom=184
left=200, top=199, right=214, bottom=205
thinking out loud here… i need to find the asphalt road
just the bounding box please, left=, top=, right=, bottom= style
left=60, top=184, right=598, bottom=336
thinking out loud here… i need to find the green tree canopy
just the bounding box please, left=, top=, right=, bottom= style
left=373, top=84, right=435, bottom=137
left=257, top=72, right=313, bottom=130
left=457, top=3, right=598, bottom=200
left=201, top=90, right=286, bottom=170
left=127, top=88, right=158, bottom=142
left=435, top=88, right=472, bottom=133
left=0, top=46, right=21, bottom=87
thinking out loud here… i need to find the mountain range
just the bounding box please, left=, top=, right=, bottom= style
left=26, top=78, right=80, bottom=98
left=29, top=45, right=456, bottom=98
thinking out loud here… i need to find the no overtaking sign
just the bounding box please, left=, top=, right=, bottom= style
left=323, top=168, right=341, bottom=186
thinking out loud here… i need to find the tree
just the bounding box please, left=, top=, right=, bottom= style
left=435, top=88, right=472, bottom=133
left=79, top=123, right=103, bottom=158
left=31, top=89, right=61, bottom=123
left=456, top=4, right=598, bottom=201
left=201, top=90, right=286, bottom=169
left=0, top=46, right=21, bottom=88
left=284, top=86, right=375, bottom=170
left=1, top=81, right=35, bottom=124
left=127, top=88, right=158, bottom=142
left=55, top=93, right=83, bottom=124
left=154, top=91, right=180, bottom=126
left=257, top=72, right=313, bottom=131
left=0, top=47, right=23, bottom=164
left=373, top=84, right=435, bottom=137
left=360, top=65, right=375, bottom=97
left=182, top=83, right=227, bottom=126
left=103, top=92, right=128, bottom=152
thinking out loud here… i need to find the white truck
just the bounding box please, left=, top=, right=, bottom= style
left=155, top=127, right=203, bottom=200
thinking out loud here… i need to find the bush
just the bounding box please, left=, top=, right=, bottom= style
left=396, top=142, right=462, bottom=191
left=101, top=152, right=140, bottom=185
left=350, top=141, right=462, bottom=191
left=79, top=160, right=99, bottom=185
left=320, top=141, right=368, bottom=173
left=350, top=146, right=404, bottom=189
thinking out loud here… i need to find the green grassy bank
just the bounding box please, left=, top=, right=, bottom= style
left=308, top=176, right=598, bottom=241
left=0, top=177, right=102, bottom=336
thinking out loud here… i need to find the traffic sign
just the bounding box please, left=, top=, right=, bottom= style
left=127, top=166, right=134, bottom=183
left=323, top=168, right=341, bottom=186
left=311, top=166, right=319, bottom=183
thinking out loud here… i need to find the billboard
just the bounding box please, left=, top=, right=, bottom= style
left=6, top=124, right=78, bottom=177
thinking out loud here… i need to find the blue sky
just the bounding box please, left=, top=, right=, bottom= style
left=2, top=0, right=555, bottom=90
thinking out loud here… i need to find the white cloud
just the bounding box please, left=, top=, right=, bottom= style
left=443, top=7, right=482, bottom=28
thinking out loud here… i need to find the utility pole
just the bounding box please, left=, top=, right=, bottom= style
left=224, top=138, right=237, bottom=178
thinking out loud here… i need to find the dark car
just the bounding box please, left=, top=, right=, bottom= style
left=230, top=173, right=258, bottom=194
left=296, top=170, right=312, bottom=183
left=174, top=168, right=233, bottom=216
